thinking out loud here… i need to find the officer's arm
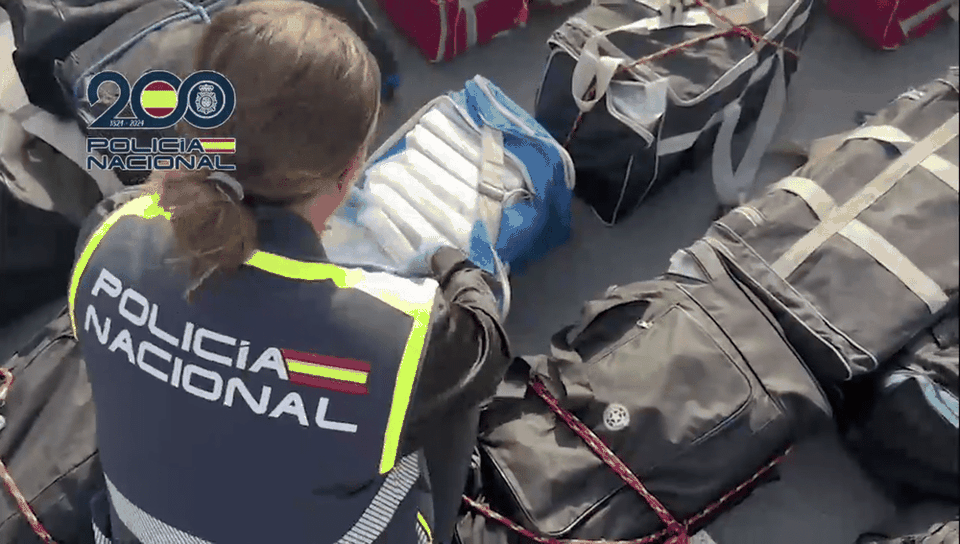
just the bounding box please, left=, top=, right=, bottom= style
left=400, top=247, right=512, bottom=453
left=74, top=186, right=144, bottom=261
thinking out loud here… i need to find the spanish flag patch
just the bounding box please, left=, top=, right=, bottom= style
left=197, top=138, right=236, bottom=154
left=281, top=349, right=370, bottom=395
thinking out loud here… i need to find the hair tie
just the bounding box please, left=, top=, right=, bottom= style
left=208, top=171, right=245, bottom=202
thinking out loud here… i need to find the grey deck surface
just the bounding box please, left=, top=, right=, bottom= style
left=2, top=2, right=959, bottom=543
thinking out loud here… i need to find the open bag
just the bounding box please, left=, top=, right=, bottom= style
left=323, top=75, right=576, bottom=318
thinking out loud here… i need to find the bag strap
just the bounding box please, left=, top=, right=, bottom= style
left=529, top=377, right=690, bottom=544
left=771, top=114, right=959, bottom=279
left=711, top=49, right=788, bottom=206
left=0, top=368, right=58, bottom=544
left=899, top=0, right=959, bottom=36
left=477, top=125, right=513, bottom=320
left=571, top=0, right=769, bottom=113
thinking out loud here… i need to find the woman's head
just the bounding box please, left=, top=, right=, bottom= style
left=150, top=0, right=381, bottom=293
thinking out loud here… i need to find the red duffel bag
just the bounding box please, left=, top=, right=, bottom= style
left=375, top=0, right=528, bottom=62
left=827, top=0, right=957, bottom=50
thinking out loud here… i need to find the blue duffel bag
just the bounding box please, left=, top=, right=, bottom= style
left=323, top=75, right=576, bottom=318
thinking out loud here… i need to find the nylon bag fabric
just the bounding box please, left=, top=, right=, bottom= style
left=845, top=311, right=959, bottom=502
left=2, top=0, right=155, bottom=118
left=859, top=522, right=959, bottom=544
left=0, top=181, right=79, bottom=328
left=857, top=503, right=959, bottom=544
left=704, top=68, right=960, bottom=389
left=534, top=0, right=813, bottom=225
left=375, top=0, right=528, bottom=63
left=49, top=0, right=400, bottom=183
left=323, top=75, right=576, bottom=318
left=454, top=240, right=831, bottom=543
left=0, top=100, right=120, bottom=327
left=0, top=307, right=104, bottom=544
left=827, top=0, right=957, bottom=50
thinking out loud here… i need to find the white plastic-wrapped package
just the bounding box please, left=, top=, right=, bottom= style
left=367, top=182, right=455, bottom=256
left=368, top=161, right=475, bottom=248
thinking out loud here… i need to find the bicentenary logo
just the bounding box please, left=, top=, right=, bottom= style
left=85, top=70, right=237, bottom=172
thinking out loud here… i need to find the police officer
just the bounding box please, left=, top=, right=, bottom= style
left=70, top=2, right=511, bottom=542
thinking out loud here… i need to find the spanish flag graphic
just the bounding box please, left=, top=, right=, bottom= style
left=197, top=138, right=236, bottom=154
left=281, top=349, right=370, bottom=395
left=140, top=81, right=178, bottom=118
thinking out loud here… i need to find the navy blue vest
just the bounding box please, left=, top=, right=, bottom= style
left=71, top=194, right=438, bottom=543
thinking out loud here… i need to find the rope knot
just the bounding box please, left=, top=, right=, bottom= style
left=731, top=25, right=760, bottom=46
left=665, top=525, right=691, bottom=544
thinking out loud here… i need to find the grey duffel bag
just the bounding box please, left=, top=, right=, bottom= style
left=705, top=67, right=959, bottom=388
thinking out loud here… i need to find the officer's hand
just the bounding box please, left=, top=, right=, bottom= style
left=400, top=244, right=455, bottom=277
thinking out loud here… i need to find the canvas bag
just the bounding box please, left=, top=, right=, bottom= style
left=1, top=68, right=123, bottom=326
left=455, top=240, right=831, bottom=543
left=846, top=311, right=959, bottom=502
left=375, top=0, right=528, bottom=63
left=323, top=75, right=576, bottom=318
left=2, top=0, right=155, bottom=118
left=0, top=307, right=103, bottom=544
left=534, top=0, right=813, bottom=224
left=704, top=68, right=959, bottom=387
left=857, top=503, right=959, bottom=544
left=827, top=0, right=959, bottom=50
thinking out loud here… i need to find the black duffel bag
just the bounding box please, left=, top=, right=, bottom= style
left=3, top=0, right=399, bottom=120
left=533, top=0, right=814, bottom=224
left=455, top=240, right=831, bottom=543
left=844, top=311, right=959, bottom=502
left=1, top=101, right=121, bottom=327
left=0, top=307, right=103, bottom=544
left=857, top=503, right=959, bottom=544
left=2, top=0, right=155, bottom=118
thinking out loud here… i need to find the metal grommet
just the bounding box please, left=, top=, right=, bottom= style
left=602, top=403, right=630, bottom=432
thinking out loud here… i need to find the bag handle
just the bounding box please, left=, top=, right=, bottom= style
left=710, top=49, right=787, bottom=206
left=477, top=125, right=512, bottom=320
left=571, top=0, right=769, bottom=112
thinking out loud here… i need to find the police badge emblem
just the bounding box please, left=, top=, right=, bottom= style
left=195, top=84, right=219, bottom=116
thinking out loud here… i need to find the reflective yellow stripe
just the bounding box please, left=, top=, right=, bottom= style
left=68, top=194, right=169, bottom=337
left=381, top=307, right=430, bottom=474
left=244, top=251, right=363, bottom=287
left=247, top=253, right=437, bottom=474
left=69, top=192, right=436, bottom=474
left=417, top=511, right=433, bottom=542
